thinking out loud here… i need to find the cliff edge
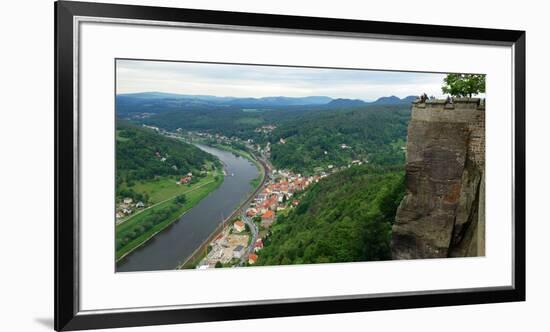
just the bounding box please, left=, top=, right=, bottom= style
left=392, top=98, right=485, bottom=259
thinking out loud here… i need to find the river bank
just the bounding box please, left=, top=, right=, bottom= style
left=176, top=143, right=268, bottom=269
left=116, top=144, right=261, bottom=272
left=116, top=170, right=224, bottom=261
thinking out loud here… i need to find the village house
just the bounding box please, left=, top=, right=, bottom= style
left=233, top=220, right=246, bottom=233
left=255, top=193, right=267, bottom=202
left=246, top=208, right=258, bottom=217
left=258, top=196, right=278, bottom=214
left=261, top=210, right=275, bottom=228
left=254, top=238, right=264, bottom=252
left=123, top=197, right=133, bottom=205
left=136, top=201, right=145, bottom=208
left=248, top=253, right=258, bottom=265
left=177, top=175, right=192, bottom=185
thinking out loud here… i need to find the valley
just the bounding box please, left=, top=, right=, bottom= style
left=115, top=92, right=411, bottom=270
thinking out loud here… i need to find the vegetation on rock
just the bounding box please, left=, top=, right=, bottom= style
left=442, top=74, right=486, bottom=98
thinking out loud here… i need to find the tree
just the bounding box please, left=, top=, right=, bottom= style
left=215, top=261, right=222, bottom=268
left=441, top=74, right=486, bottom=98
left=175, top=194, right=187, bottom=205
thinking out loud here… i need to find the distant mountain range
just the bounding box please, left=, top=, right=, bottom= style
left=326, top=98, right=367, bottom=107
left=323, top=95, right=417, bottom=108
left=116, top=92, right=417, bottom=115
left=373, top=95, right=418, bottom=105
left=117, top=92, right=332, bottom=107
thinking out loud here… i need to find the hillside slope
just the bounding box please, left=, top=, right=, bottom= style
left=116, top=122, right=218, bottom=197
left=269, top=106, right=410, bottom=173
left=257, top=165, right=405, bottom=265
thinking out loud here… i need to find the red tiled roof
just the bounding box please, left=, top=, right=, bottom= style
left=262, top=210, right=274, bottom=219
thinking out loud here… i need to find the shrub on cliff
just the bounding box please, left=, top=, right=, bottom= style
left=442, top=74, right=486, bottom=98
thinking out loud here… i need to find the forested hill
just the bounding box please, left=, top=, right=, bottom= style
left=117, top=93, right=414, bottom=141
left=269, top=106, right=410, bottom=173
left=117, top=92, right=412, bottom=174
left=116, top=121, right=218, bottom=188
left=257, top=165, right=405, bottom=265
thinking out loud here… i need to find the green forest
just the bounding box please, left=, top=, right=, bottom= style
left=135, top=102, right=411, bottom=174
left=257, top=165, right=405, bottom=265
left=269, top=106, right=410, bottom=173
left=116, top=122, right=218, bottom=200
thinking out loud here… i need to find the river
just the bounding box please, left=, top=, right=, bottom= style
left=116, top=144, right=260, bottom=272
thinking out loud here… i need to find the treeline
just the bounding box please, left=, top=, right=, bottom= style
left=134, top=103, right=411, bottom=174
left=131, top=100, right=364, bottom=138
left=257, top=165, right=405, bottom=265
left=141, top=107, right=261, bottom=137
left=120, top=98, right=410, bottom=182
left=269, top=106, right=410, bottom=173
left=116, top=121, right=217, bottom=192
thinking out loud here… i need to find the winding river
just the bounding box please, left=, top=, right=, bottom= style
left=116, top=144, right=260, bottom=272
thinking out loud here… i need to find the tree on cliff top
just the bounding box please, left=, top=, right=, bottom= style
left=442, top=74, right=486, bottom=98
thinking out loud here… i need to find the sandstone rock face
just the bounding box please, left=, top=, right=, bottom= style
left=392, top=99, right=485, bottom=259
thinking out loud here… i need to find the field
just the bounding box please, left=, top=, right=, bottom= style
left=115, top=169, right=223, bottom=260
left=124, top=161, right=218, bottom=204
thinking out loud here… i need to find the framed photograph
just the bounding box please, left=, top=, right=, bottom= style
left=55, top=1, right=525, bottom=330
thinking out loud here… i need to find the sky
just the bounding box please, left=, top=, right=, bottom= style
left=116, top=59, right=448, bottom=101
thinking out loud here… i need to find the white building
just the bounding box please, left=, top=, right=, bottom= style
left=233, top=221, right=246, bottom=233
left=233, top=245, right=245, bottom=259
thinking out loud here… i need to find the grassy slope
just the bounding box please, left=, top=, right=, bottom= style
left=123, top=161, right=217, bottom=204
left=116, top=170, right=223, bottom=260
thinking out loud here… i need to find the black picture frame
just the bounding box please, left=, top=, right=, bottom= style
left=55, top=1, right=526, bottom=330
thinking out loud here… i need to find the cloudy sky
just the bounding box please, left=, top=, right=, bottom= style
left=116, top=59, right=447, bottom=101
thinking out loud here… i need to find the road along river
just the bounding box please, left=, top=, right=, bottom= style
left=116, top=144, right=260, bottom=272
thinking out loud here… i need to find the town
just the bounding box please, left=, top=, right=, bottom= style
left=186, top=125, right=368, bottom=268
left=195, top=168, right=320, bottom=268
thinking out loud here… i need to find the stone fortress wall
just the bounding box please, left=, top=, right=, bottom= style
left=392, top=98, right=485, bottom=259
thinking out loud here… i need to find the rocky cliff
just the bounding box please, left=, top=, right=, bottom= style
left=392, top=98, right=485, bottom=259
